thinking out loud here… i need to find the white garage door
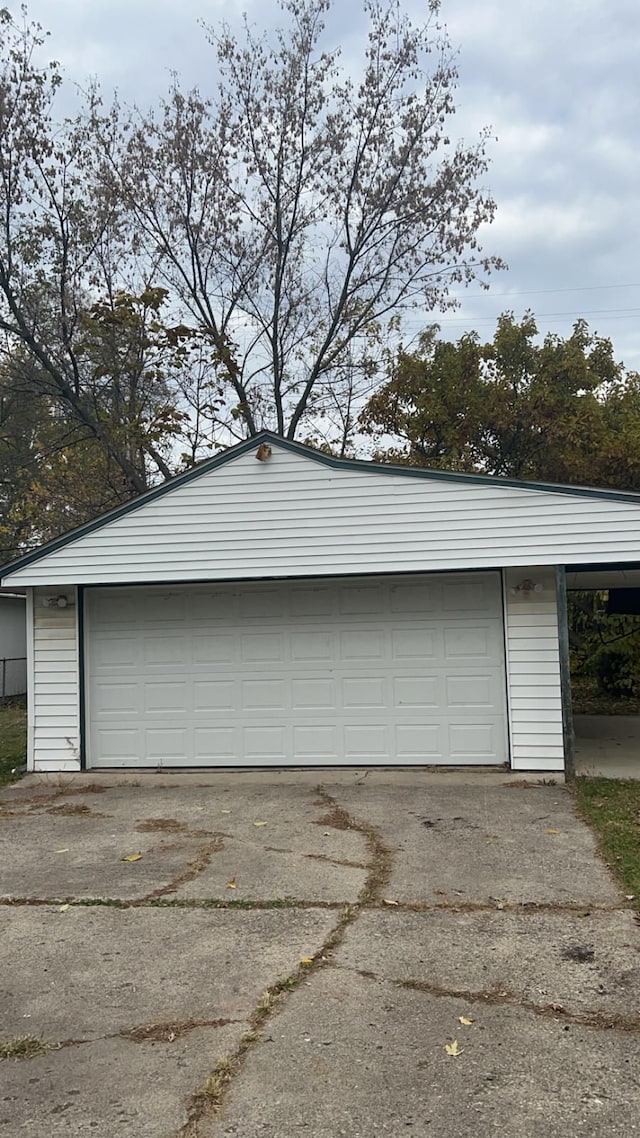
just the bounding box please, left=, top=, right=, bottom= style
left=85, top=573, right=508, bottom=768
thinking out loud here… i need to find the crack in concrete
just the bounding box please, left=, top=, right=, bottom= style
left=1, top=1017, right=243, bottom=1061
left=142, top=835, right=225, bottom=900
left=0, top=896, right=342, bottom=910
left=303, top=852, right=368, bottom=870
left=334, top=965, right=640, bottom=1035
left=176, top=784, right=393, bottom=1137
left=1, top=894, right=636, bottom=918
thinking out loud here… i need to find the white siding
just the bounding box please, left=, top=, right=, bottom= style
left=503, top=568, right=565, bottom=771
left=6, top=444, right=640, bottom=586
left=30, top=587, right=81, bottom=772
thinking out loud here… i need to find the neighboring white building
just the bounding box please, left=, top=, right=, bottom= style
left=2, top=433, right=639, bottom=775
left=0, top=590, right=26, bottom=698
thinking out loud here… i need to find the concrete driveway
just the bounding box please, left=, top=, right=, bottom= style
left=1, top=770, right=639, bottom=1137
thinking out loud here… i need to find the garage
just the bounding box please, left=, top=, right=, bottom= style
left=8, top=430, right=640, bottom=774
left=85, top=573, right=508, bottom=768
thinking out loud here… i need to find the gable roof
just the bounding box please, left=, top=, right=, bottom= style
left=4, top=431, right=640, bottom=586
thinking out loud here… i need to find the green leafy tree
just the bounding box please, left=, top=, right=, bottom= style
left=360, top=313, right=640, bottom=489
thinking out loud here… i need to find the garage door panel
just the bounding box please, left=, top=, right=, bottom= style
left=241, top=679, right=287, bottom=711
left=446, top=675, right=494, bottom=708
left=86, top=573, right=508, bottom=768
left=448, top=722, right=497, bottom=759
left=290, top=587, right=335, bottom=617
left=95, top=727, right=141, bottom=760
left=193, top=633, right=237, bottom=666
left=444, top=625, right=493, bottom=659
left=243, top=725, right=287, bottom=760
left=194, top=726, right=237, bottom=761
left=290, top=631, right=334, bottom=662
left=391, top=628, right=441, bottom=660
left=339, top=583, right=387, bottom=614
left=390, top=582, right=438, bottom=614
left=292, top=678, right=336, bottom=709
left=144, top=681, right=188, bottom=713
left=239, top=589, right=288, bottom=620
left=442, top=577, right=500, bottom=613
left=93, top=682, right=139, bottom=715
left=394, top=676, right=441, bottom=709
left=142, top=634, right=186, bottom=666
left=192, top=591, right=239, bottom=622
left=339, top=629, right=386, bottom=661
left=293, top=724, right=339, bottom=759
left=146, top=727, right=188, bottom=760
left=93, top=634, right=139, bottom=668
left=240, top=632, right=285, bottom=663
left=396, top=723, right=441, bottom=759
left=344, top=724, right=390, bottom=761
left=142, top=593, right=187, bottom=623
left=342, top=676, right=387, bottom=709
left=194, top=679, right=236, bottom=711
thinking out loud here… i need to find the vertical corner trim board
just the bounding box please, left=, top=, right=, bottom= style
left=503, top=567, right=565, bottom=771
left=31, top=586, right=81, bottom=772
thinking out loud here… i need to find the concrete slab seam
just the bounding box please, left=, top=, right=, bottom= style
left=175, top=784, right=393, bottom=1138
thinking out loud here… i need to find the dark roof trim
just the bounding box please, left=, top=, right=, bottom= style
left=4, top=430, right=640, bottom=579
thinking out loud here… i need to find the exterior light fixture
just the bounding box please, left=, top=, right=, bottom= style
left=509, top=579, right=543, bottom=597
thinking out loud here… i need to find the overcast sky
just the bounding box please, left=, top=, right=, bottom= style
left=26, top=0, right=640, bottom=371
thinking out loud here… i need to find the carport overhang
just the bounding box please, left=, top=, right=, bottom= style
left=566, top=563, right=640, bottom=590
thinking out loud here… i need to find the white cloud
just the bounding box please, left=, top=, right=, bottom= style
left=20, top=0, right=640, bottom=368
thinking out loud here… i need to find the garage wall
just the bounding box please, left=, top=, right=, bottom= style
left=25, top=570, right=567, bottom=773
left=29, top=587, right=81, bottom=772
left=9, top=443, right=640, bottom=586
left=503, top=568, right=565, bottom=771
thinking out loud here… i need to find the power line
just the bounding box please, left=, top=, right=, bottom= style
left=432, top=307, right=640, bottom=325
left=454, top=282, right=640, bottom=300
left=429, top=314, right=640, bottom=329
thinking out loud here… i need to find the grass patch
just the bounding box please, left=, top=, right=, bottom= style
left=574, top=778, right=640, bottom=905
left=0, top=1035, right=51, bottom=1061
left=0, top=703, right=27, bottom=786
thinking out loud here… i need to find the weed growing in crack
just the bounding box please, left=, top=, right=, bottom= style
left=1, top=1036, right=52, bottom=1061
left=201, top=1054, right=238, bottom=1103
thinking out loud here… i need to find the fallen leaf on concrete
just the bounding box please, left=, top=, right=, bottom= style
left=122, top=852, right=143, bottom=862
left=54, top=848, right=69, bottom=854
left=301, top=957, right=314, bottom=965
left=383, top=899, right=399, bottom=906
left=253, top=821, right=268, bottom=827
left=547, top=829, right=559, bottom=835
left=458, top=1016, right=474, bottom=1026
left=445, top=1040, right=462, bottom=1056
left=226, top=877, right=237, bottom=889
left=59, top=904, right=70, bottom=912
